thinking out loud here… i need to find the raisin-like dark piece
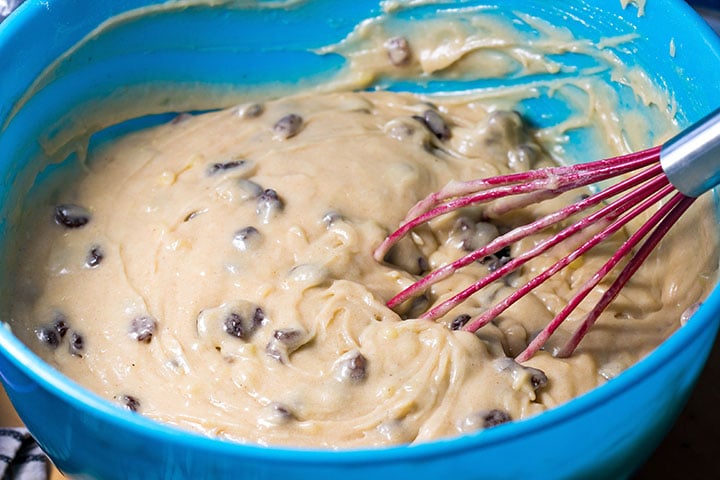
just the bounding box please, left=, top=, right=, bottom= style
left=482, top=409, right=512, bottom=428
left=528, top=366, right=548, bottom=390
left=224, top=313, right=246, bottom=339
left=116, top=394, right=141, bottom=412
left=261, top=402, right=296, bottom=425
left=52, top=314, right=69, bottom=339
left=129, top=316, right=157, bottom=343
left=266, top=328, right=309, bottom=363
left=36, top=326, right=61, bottom=348
left=85, top=245, right=104, bottom=268
left=273, top=114, right=303, bottom=139
left=421, top=109, right=451, bottom=141
left=54, top=204, right=90, bottom=228
left=335, top=351, right=368, bottom=382
left=384, top=36, right=412, bottom=66
left=232, top=226, right=261, bottom=251
left=252, top=307, right=265, bottom=327
left=69, top=331, right=85, bottom=357
left=223, top=307, right=264, bottom=340
left=482, top=246, right=512, bottom=272
left=256, top=189, right=284, bottom=222
left=450, top=314, right=471, bottom=331
left=207, top=160, right=247, bottom=175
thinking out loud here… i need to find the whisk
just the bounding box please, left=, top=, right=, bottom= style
left=374, top=108, right=720, bottom=362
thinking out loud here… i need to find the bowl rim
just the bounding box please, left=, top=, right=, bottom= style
left=1, top=0, right=720, bottom=466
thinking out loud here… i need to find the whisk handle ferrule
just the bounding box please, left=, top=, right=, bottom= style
left=660, top=107, right=720, bottom=198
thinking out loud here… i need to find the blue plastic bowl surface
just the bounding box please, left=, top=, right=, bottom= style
left=1, top=1, right=720, bottom=479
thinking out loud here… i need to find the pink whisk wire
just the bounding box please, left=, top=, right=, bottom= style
left=374, top=145, right=699, bottom=360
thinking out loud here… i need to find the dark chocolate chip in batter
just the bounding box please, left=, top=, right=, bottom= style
left=420, top=109, right=451, bottom=141
left=85, top=245, right=104, bottom=268
left=69, top=331, right=85, bottom=357
left=273, top=114, right=303, bottom=139
left=54, top=204, right=90, bottom=228
left=223, top=307, right=265, bottom=340
left=256, top=189, right=284, bottom=222
left=335, top=351, right=368, bottom=383
left=207, top=160, right=247, bottom=175
left=52, top=313, right=69, bottom=339
left=264, top=402, right=297, bottom=425
left=384, top=36, right=412, bottom=66
left=232, top=226, right=261, bottom=251
left=266, top=328, right=308, bottom=363
left=36, top=325, right=61, bottom=349
left=481, top=409, right=512, bottom=428
left=116, top=394, right=141, bottom=412
left=527, top=366, right=548, bottom=390
left=482, top=246, right=512, bottom=272
left=129, top=316, right=157, bottom=343
left=223, top=313, right=246, bottom=339
left=450, top=314, right=471, bottom=331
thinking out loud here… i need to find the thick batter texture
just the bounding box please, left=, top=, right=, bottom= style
left=6, top=89, right=716, bottom=447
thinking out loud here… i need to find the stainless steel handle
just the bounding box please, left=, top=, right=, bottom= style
left=660, top=107, right=720, bottom=198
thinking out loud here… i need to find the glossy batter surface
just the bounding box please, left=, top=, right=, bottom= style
left=6, top=90, right=716, bottom=447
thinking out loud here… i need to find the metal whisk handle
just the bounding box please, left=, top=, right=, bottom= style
left=661, top=107, right=720, bottom=198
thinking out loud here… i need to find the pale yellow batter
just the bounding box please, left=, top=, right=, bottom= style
left=5, top=89, right=716, bottom=447
left=2, top=4, right=718, bottom=449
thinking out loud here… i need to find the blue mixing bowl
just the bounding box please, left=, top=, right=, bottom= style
left=1, top=1, right=720, bottom=479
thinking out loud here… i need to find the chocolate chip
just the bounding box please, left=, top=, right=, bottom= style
left=54, top=204, right=90, bottom=228
left=334, top=350, right=368, bottom=383
left=129, top=316, right=157, bottom=343
left=460, top=409, right=512, bottom=433
left=273, top=114, right=303, bottom=139
left=528, top=367, right=548, bottom=390
left=261, top=402, right=297, bottom=426
left=69, top=331, right=85, bottom=357
left=384, top=36, right=412, bottom=66
left=482, top=246, right=512, bottom=272
left=85, top=245, right=104, bottom=268
left=266, top=328, right=310, bottom=363
left=421, top=109, right=451, bottom=141
left=36, top=313, right=70, bottom=349
left=36, top=325, right=61, bottom=348
left=52, top=313, right=69, bottom=339
left=223, top=313, right=245, bottom=338
left=238, top=103, right=264, bottom=118
left=116, top=394, right=141, bottom=412
left=494, top=357, right=548, bottom=392
left=256, top=189, right=284, bottom=223
left=232, top=226, right=261, bottom=251
left=450, top=314, right=471, bottom=331
left=207, top=160, right=247, bottom=175
left=223, top=307, right=265, bottom=340
left=481, top=409, right=512, bottom=428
